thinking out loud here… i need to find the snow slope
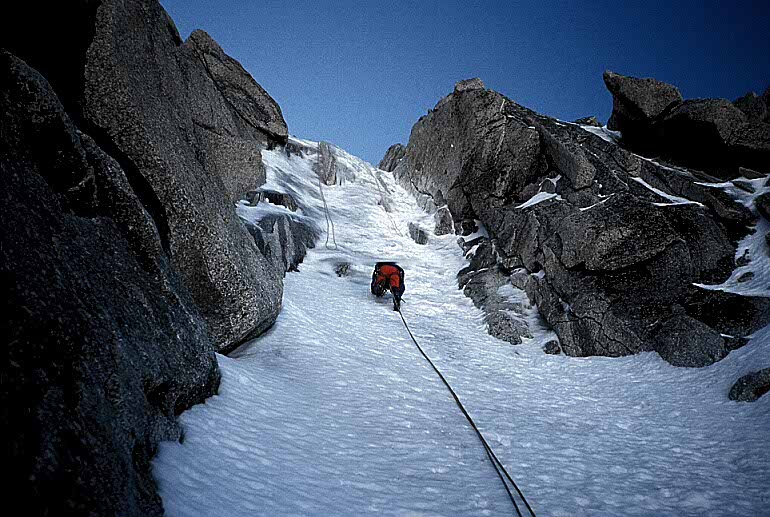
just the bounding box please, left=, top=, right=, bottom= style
left=154, top=138, right=770, bottom=516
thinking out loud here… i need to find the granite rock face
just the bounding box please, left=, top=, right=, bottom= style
left=390, top=77, right=769, bottom=366
left=2, top=50, right=219, bottom=516
left=2, top=0, right=291, bottom=513
left=75, top=0, right=284, bottom=349
left=603, top=71, right=770, bottom=179
left=186, top=29, right=288, bottom=144
left=5, top=0, right=288, bottom=350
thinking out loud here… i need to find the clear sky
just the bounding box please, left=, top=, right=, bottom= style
left=161, top=0, right=770, bottom=165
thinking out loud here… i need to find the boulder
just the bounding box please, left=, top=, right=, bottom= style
left=408, top=222, right=429, bottom=244
left=434, top=206, right=455, bottom=235
left=543, top=340, right=562, bottom=355
left=335, top=262, right=352, bottom=277
left=379, top=143, right=406, bottom=172
left=461, top=266, right=531, bottom=344
left=1, top=50, right=219, bottom=516
left=729, top=368, right=770, bottom=402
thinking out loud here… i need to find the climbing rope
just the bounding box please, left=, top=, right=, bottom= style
left=314, top=146, right=534, bottom=513
left=318, top=176, right=338, bottom=250
left=397, top=308, right=536, bottom=517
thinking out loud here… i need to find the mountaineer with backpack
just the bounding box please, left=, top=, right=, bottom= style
left=371, top=262, right=405, bottom=311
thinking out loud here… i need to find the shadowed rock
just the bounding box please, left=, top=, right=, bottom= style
left=245, top=214, right=319, bottom=275
left=756, top=193, right=770, bottom=221
left=2, top=0, right=294, bottom=513
left=603, top=70, right=682, bottom=149
left=734, top=91, right=768, bottom=122
left=729, top=368, right=770, bottom=402
left=2, top=49, right=219, bottom=517
left=652, top=315, right=727, bottom=367
left=245, top=189, right=300, bottom=212
left=602, top=72, right=770, bottom=179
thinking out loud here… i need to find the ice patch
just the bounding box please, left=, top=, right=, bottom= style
left=631, top=176, right=703, bottom=207
left=580, top=125, right=621, bottom=143
left=516, top=192, right=562, bottom=209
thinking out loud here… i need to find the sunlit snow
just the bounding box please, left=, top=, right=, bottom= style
left=154, top=138, right=770, bottom=516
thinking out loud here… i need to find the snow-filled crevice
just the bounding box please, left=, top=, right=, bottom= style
left=154, top=138, right=770, bottom=517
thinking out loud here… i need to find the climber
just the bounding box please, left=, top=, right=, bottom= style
left=371, top=262, right=405, bottom=311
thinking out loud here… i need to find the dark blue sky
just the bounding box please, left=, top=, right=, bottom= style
left=162, top=0, right=770, bottom=165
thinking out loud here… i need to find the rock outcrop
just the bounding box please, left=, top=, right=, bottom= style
left=434, top=206, right=455, bottom=235
left=408, top=222, right=429, bottom=244
left=459, top=240, right=532, bottom=344
left=389, top=76, right=770, bottom=367
left=729, top=368, right=770, bottom=402
left=604, top=70, right=682, bottom=149
left=734, top=91, right=768, bottom=122
left=379, top=143, right=406, bottom=172
left=241, top=190, right=320, bottom=275
left=315, top=141, right=340, bottom=185
left=3, top=0, right=291, bottom=513
left=604, top=71, right=770, bottom=179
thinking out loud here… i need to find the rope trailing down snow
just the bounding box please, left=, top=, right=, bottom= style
left=318, top=176, right=338, bottom=250
left=397, top=308, right=537, bottom=517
